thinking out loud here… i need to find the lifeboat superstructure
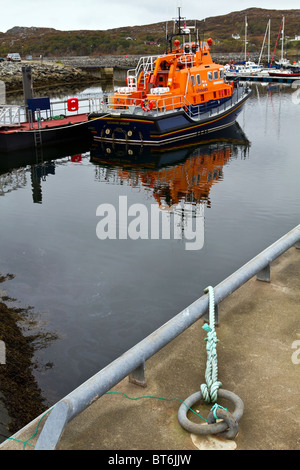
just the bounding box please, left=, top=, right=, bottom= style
left=88, top=8, right=252, bottom=146
left=112, top=38, right=234, bottom=113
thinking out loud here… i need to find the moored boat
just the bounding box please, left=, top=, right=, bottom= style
left=225, top=61, right=263, bottom=75
left=0, top=96, right=98, bottom=153
left=88, top=8, right=252, bottom=147
left=268, top=68, right=300, bottom=78
left=275, top=58, right=291, bottom=68
left=224, top=16, right=263, bottom=77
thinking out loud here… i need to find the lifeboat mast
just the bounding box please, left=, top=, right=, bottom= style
left=166, top=6, right=197, bottom=54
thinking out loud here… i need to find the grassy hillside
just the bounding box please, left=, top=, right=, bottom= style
left=0, top=8, right=299, bottom=58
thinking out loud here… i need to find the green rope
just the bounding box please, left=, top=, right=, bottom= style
left=105, top=391, right=208, bottom=422
left=210, top=403, right=227, bottom=420
left=200, top=286, right=222, bottom=403
left=3, top=392, right=209, bottom=450
left=4, top=407, right=53, bottom=450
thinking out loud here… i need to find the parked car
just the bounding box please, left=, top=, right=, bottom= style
left=6, top=53, right=21, bottom=62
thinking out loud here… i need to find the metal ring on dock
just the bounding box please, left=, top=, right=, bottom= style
left=177, top=389, right=244, bottom=438
left=207, top=407, right=238, bottom=439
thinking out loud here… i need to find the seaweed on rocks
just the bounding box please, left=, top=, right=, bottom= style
left=0, top=273, right=57, bottom=437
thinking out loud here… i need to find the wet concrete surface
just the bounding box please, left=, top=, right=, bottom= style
left=1, top=245, right=299, bottom=451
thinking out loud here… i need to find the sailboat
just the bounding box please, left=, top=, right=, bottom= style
left=274, top=17, right=290, bottom=68
left=225, top=16, right=263, bottom=76
left=269, top=16, right=300, bottom=77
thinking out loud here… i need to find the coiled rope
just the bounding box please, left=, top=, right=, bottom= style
left=200, top=286, right=222, bottom=403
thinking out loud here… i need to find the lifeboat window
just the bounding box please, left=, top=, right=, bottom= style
left=207, top=71, right=213, bottom=81
left=196, top=74, right=201, bottom=85
left=191, top=75, right=195, bottom=86
left=213, top=70, right=218, bottom=80
left=219, top=69, right=224, bottom=79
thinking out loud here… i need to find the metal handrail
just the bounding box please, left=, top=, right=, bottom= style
left=125, top=46, right=219, bottom=89
left=102, top=85, right=250, bottom=120
left=0, top=98, right=103, bottom=127
left=33, top=224, right=300, bottom=450
left=127, top=54, right=161, bottom=87
left=0, top=105, right=23, bottom=127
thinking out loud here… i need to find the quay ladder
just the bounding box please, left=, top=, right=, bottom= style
left=33, top=109, right=44, bottom=164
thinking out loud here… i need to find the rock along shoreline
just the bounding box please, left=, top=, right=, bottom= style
left=0, top=60, right=95, bottom=93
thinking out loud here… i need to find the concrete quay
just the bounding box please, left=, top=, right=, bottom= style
left=1, top=242, right=299, bottom=452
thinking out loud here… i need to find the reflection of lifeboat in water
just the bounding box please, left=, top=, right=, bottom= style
left=90, top=122, right=250, bottom=208
left=124, top=144, right=231, bottom=209
left=88, top=7, right=251, bottom=147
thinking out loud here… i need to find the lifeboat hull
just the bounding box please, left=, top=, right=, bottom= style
left=88, top=91, right=250, bottom=147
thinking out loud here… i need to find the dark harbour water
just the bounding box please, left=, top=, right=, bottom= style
left=0, top=81, right=300, bottom=425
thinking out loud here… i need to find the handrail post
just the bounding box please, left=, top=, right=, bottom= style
left=129, top=362, right=146, bottom=387
left=257, top=263, right=270, bottom=282
left=34, top=401, right=71, bottom=450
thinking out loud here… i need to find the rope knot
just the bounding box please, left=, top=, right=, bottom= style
left=210, top=403, right=228, bottom=420
left=200, top=286, right=222, bottom=403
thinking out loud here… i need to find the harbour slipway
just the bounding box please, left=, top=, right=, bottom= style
left=1, top=225, right=299, bottom=451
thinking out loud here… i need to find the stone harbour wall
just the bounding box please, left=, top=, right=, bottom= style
left=47, top=55, right=141, bottom=68
left=46, top=53, right=263, bottom=68
left=0, top=52, right=266, bottom=93
left=0, top=61, right=94, bottom=92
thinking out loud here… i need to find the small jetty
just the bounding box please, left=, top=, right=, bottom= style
left=0, top=66, right=103, bottom=152
left=225, top=71, right=300, bottom=84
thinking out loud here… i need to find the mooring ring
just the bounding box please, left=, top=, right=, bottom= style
left=177, top=389, right=244, bottom=438
left=207, top=407, right=239, bottom=439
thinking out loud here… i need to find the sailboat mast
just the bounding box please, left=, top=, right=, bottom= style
left=258, top=19, right=271, bottom=67
left=245, top=16, right=247, bottom=61
left=281, top=16, right=285, bottom=61
left=268, top=19, right=271, bottom=65
left=270, top=17, right=283, bottom=66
